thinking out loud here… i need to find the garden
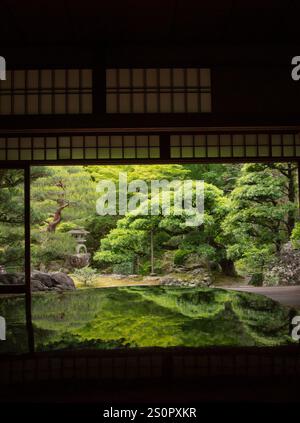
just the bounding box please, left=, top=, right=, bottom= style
left=0, top=163, right=299, bottom=352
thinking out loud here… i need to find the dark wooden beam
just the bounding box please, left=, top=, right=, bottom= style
left=0, top=285, right=26, bottom=295
left=159, top=134, right=171, bottom=160
left=1, top=114, right=300, bottom=133
left=3, top=43, right=300, bottom=68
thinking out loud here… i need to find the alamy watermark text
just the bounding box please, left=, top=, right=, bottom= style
left=96, top=172, right=204, bottom=227
left=0, top=316, right=6, bottom=341
left=0, top=56, right=6, bottom=80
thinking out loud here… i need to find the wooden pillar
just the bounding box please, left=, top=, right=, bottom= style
left=160, top=134, right=171, bottom=161
left=24, top=163, right=34, bottom=353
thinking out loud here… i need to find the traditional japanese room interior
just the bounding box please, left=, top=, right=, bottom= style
left=0, top=0, right=300, bottom=406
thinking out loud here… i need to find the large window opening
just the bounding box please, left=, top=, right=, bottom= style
left=1, top=162, right=299, bottom=354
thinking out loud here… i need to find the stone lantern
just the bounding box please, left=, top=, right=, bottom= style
left=67, top=228, right=91, bottom=268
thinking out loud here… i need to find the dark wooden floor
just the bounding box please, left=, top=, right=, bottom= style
left=0, top=376, right=299, bottom=404
left=1, top=345, right=300, bottom=404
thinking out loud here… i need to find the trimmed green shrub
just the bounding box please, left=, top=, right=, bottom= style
left=249, top=273, right=264, bottom=287
left=174, top=249, right=190, bottom=266
left=73, top=267, right=98, bottom=286
left=291, top=222, right=300, bottom=249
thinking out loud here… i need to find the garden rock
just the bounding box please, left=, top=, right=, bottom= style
left=48, top=272, right=75, bottom=290
left=0, top=273, right=24, bottom=285
left=0, top=271, right=75, bottom=291
left=159, top=274, right=212, bottom=287
left=264, top=242, right=300, bottom=286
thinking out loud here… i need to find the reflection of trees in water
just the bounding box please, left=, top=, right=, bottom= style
left=0, top=295, right=27, bottom=353
left=0, top=287, right=293, bottom=352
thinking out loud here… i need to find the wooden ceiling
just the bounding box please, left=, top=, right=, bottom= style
left=1, top=0, right=300, bottom=47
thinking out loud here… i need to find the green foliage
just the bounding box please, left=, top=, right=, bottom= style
left=174, top=249, right=190, bottom=266
left=31, top=166, right=98, bottom=227
left=29, top=166, right=100, bottom=269
left=113, top=262, right=134, bottom=275
left=263, top=273, right=280, bottom=287
left=94, top=226, right=146, bottom=266
left=196, top=244, right=218, bottom=262
left=86, top=164, right=190, bottom=185
left=56, top=222, right=79, bottom=233
left=223, top=163, right=297, bottom=275
left=0, top=169, right=25, bottom=271
left=232, top=245, right=275, bottom=275
left=31, top=231, right=77, bottom=269
left=95, top=180, right=230, bottom=275
left=0, top=168, right=48, bottom=271
left=249, top=273, right=264, bottom=287
left=185, top=164, right=241, bottom=193
left=73, top=267, right=98, bottom=286
left=1, top=163, right=298, bottom=280
left=138, top=261, right=151, bottom=276
left=291, top=222, right=300, bottom=249
left=0, top=287, right=293, bottom=353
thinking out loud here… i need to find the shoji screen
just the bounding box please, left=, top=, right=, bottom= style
left=0, top=69, right=92, bottom=115
left=106, top=68, right=211, bottom=113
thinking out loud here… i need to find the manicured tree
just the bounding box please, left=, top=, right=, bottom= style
left=31, top=166, right=98, bottom=230
left=181, top=182, right=235, bottom=275
left=259, top=163, right=298, bottom=236
left=46, top=179, right=69, bottom=233
left=86, top=164, right=190, bottom=187
left=92, top=164, right=190, bottom=273
left=30, top=166, right=98, bottom=270
left=94, top=225, right=147, bottom=273
left=184, top=163, right=242, bottom=193
left=223, top=163, right=297, bottom=275
left=95, top=182, right=232, bottom=275
left=0, top=168, right=47, bottom=271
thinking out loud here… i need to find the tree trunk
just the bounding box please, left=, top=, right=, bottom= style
left=220, top=258, right=237, bottom=277
left=287, top=163, right=296, bottom=236
left=275, top=237, right=281, bottom=253
left=46, top=180, right=69, bottom=233
left=150, top=228, right=155, bottom=275
left=46, top=201, right=69, bottom=232
left=133, top=255, right=140, bottom=274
